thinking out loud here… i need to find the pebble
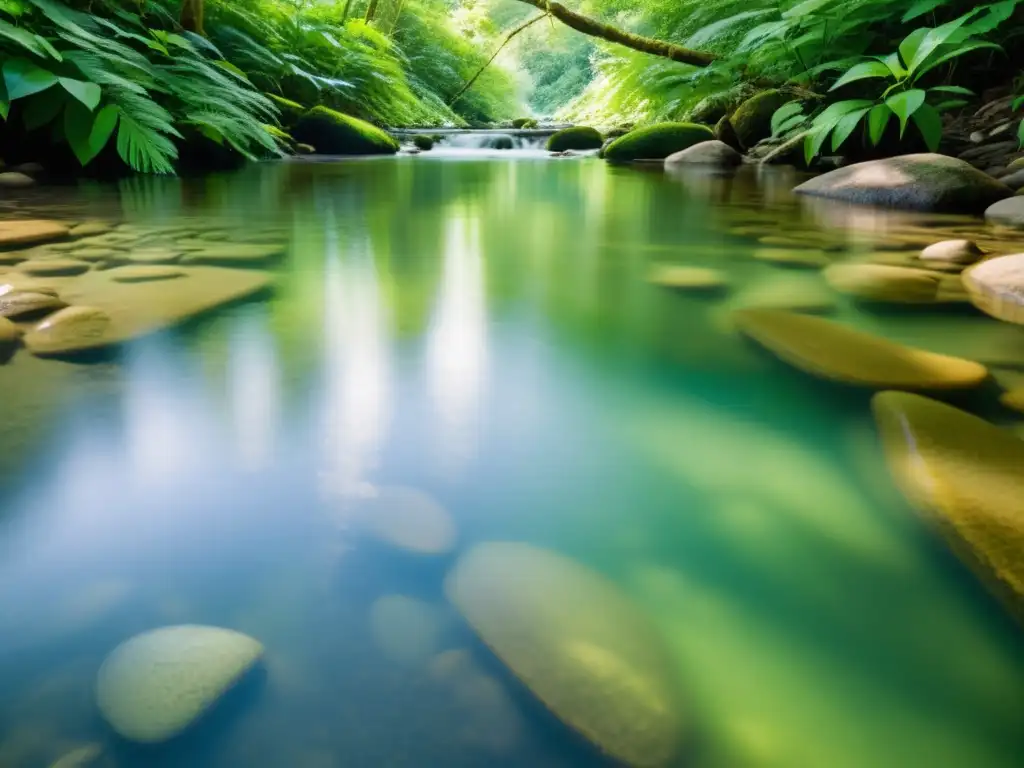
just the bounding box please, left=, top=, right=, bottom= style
left=0, top=172, right=35, bottom=188
left=0, top=290, right=67, bottom=320
left=918, top=239, right=983, bottom=265
left=17, top=259, right=91, bottom=277
left=0, top=219, right=70, bottom=248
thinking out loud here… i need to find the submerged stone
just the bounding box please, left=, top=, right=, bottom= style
left=72, top=247, right=121, bottom=263
left=664, top=140, right=742, bottom=167
left=794, top=154, right=1012, bottom=213
left=725, top=274, right=837, bottom=315
left=0, top=315, right=19, bottom=352
left=984, top=196, right=1024, bottom=228
left=48, top=743, right=103, bottom=768
left=27, top=306, right=111, bottom=350
left=108, top=265, right=186, bottom=283
left=919, top=239, right=983, bottom=265
left=0, top=172, right=35, bottom=188
left=0, top=220, right=70, bottom=248
left=22, top=267, right=273, bottom=356
left=647, top=264, right=729, bottom=292
left=999, top=388, right=1024, bottom=413
left=872, top=392, right=1024, bottom=621
left=753, top=248, right=830, bottom=269
left=69, top=221, right=114, bottom=238
left=446, top=541, right=685, bottom=768
left=95, top=624, right=263, bottom=742
left=369, top=594, right=443, bottom=667
left=962, top=253, right=1024, bottom=323
left=356, top=486, right=456, bottom=555
left=0, top=290, right=66, bottom=320
left=16, top=258, right=91, bottom=277
left=824, top=263, right=941, bottom=303
left=182, top=244, right=285, bottom=267
left=125, top=247, right=183, bottom=265
left=733, top=309, right=988, bottom=391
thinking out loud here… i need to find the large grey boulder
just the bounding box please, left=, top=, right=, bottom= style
left=794, top=153, right=1012, bottom=213
left=664, top=140, right=742, bottom=168
left=985, top=196, right=1024, bottom=228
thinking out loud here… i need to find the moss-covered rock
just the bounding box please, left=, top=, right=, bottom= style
left=729, top=90, right=792, bottom=150
left=266, top=94, right=305, bottom=127
left=511, top=117, right=538, bottom=129
left=603, top=123, right=715, bottom=163
left=292, top=106, right=399, bottom=156
left=733, top=308, right=989, bottom=391
left=872, top=392, right=1024, bottom=621
left=412, top=134, right=435, bottom=151
left=546, top=126, right=603, bottom=152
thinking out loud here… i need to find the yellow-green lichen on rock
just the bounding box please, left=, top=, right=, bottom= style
left=445, top=541, right=685, bottom=768
left=733, top=309, right=989, bottom=391
left=95, top=625, right=264, bottom=743
left=871, top=392, right=1024, bottom=621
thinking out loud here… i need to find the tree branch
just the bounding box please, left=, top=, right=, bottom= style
left=511, top=0, right=717, bottom=67
left=449, top=12, right=549, bottom=107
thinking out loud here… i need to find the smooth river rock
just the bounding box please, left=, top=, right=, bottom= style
left=369, top=594, right=443, bottom=667
left=753, top=248, right=830, bottom=269
left=68, top=221, right=114, bottom=238
left=182, top=244, right=286, bottom=268
left=356, top=486, right=456, bottom=555
left=794, top=154, right=1012, bottom=213
left=96, top=625, right=264, bottom=742
left=872, top=392, right=1024, bottom=621
left=16, top=258, right=91, bottom=277
left=824, top=263, right=941, bottom=303
left=664, top=140, right=742, bottom=167
left=0, top=219, right=70, bottom=248
left=0, top=172, right=35, bottom=188
left=733, top=309, right=989, bottom=391
left=647, top=264, right=729, bottom=292
left=446, top=541, right=685, bottom=768
left=22, top=266, right=273, bottom=356
left=107, top=265, right=186, bottom=283
left=0, top=290, right=66, bottom=320
left=984, top=196, right=1024, bottom=228
left=0, top=315, right=19, bottom=354
left=918, top=239, right=983, bottom=265
left=962, top=253, right=1024, bottom=323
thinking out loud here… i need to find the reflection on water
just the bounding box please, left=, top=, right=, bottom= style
left=0, top=157, right=1022, bottom=767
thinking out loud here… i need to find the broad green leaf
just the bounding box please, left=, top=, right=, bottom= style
left=912, top=41, right=1003, bottom=82
left=830, top=60, right=891, bottom=91
left=1013, top=95, right=1024, bottom=112
left=867, top=104, right=892, bottom=146
left=805, top=127, right=833, bottom=165
left=1019, top=119, right=1024, bottom=148
left=22, top=86, right=64, bottom=130
left=902, top=0, right=945, bottom=22
left=34, top=34, right=61, bottom=61
left=65, top=101, right=117, bottom=166
left=58, top=77, right=100, bottom=111
left=3, top=58, right=58, bottom=100
left=737, top=20, right=790, bottom=54
left=771, top=101, right=804, bottom=135
left=811, top=99, right=874, bottom=129
left=908, top=13, right=983, bottom=74
left=899, top=28, right=929, bottom=71
left=685, top=9, right=774, bottom=48
left=912, top=103, right=943, bottom=151
left=886, top=89, right=927, bottom=137
left=0, top=100, right=8, bottom=120
left=929, top=85, right=974, bottom=96
left=934, top=99, right=969, bottom=111
left=831, top=107, right=871, bottom=151
left=877, top=53, right=907, bottom=79
left=775, top=114, right=807, bottom=136
left=966, top=0, right=1022, bottom=35
left=0, top=18, right=47, bottom=58
left=782, top=0, right=833, bottom=18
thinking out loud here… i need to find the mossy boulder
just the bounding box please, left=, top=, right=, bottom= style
left=412, top=134, right=435, bottom=151
left=729, top=90, right=792, bottom=150
left=511, top=117, right=538, bottom=129
left=266, top=94, right=305, bottom=127
left=733, top=308, right=988, bottom=391
left=292, top=106, right=399, bottom=156
left=872, top=392, right=1024, bottom=620
left=546, top=126, right=603, bottom=152
left=603, top=123, right=715, bottom=163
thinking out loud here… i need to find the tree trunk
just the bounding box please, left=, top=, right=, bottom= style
left=180, top=0, right=204, bottom=35
left=341, top=0, right=354, bottom=23
left=510, top=0, right=717, bottom=67
left=364, top=0, right=380, bottom=23
left=449, top=13, right=548, bottom=107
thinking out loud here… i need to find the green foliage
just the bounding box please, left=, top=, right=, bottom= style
left=603, top=122, right=715, bottom=162
left=0, top=0, right=280, bottom=174
left=546, top=125, right=603, bottom=152
left=796, top=2, right=1012, bottom=162
left=291, top=105, right=399, bottom=155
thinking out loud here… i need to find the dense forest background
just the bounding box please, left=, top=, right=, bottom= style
left=0, top=0, right=1022, bottom=173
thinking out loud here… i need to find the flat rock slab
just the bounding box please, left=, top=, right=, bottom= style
left=824, top=263, right=941, bottom=304
left=17, top=258, right=91, bottom=277
left=795, top=153, right=1012, bottom=213
left=23, top=266, right=273, bottom=357
left=68, top=221, right=114, bottom=238
left=124, top=247, right=184, bottom=265
left=108, top=265, right=186, bottom=283
left=733, top=308, right=989, bottom=391
left=0, top=219, right=70, bottom=248
left=182, top=244, right=286, bottom=267
left=0, top=290, right=67, bottom=320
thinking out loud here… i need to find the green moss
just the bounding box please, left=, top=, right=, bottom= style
left=512, top=118, right=538, bottom=129
left=602, top=123, right=715, bottom=163
left=412, top=134, right=435, bottom=151
left=730, top=90, right=792, bottom=150
left=267, top=94, right=305, bottom=126
left=547, top=126, right=603, bottom=152
left=291, top=106, right=399, bottom=156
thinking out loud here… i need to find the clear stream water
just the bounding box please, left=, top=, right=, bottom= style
left=0, top=152, right=1022, bottom=767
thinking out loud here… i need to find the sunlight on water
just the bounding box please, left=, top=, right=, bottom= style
left=0, top=156, right=1021, bottom=767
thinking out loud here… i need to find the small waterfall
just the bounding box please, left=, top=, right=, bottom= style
left=438, top=132, right=547, bottom=150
